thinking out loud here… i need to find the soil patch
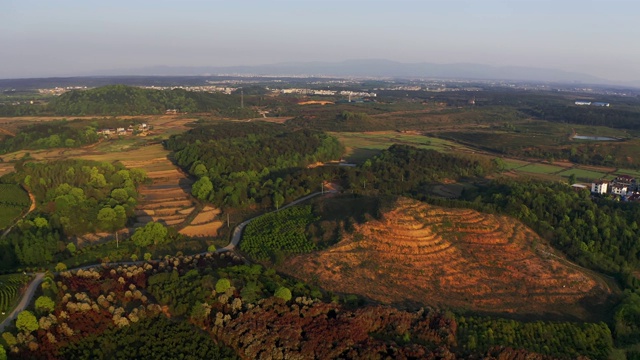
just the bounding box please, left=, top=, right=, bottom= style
left=191, top=206, right=221, bottom=225
left=179, top=221, right=224, bottom=237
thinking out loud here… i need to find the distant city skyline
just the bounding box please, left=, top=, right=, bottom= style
left=1, top=0, right=638, bottom=83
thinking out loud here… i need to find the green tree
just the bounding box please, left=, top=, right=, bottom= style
left=144, top=252, right=152, bottom=261
left=15, top=310, right=38, bottom=333
left=132, top=222, right=168, bottom=247
left=1, top=332, right=16, bottom=347
left=66, top=242, right=76, bottom=254
left=215, top=278, right=231, bottom=293
left=97, top=207, right=117, bottom=231
left=273, top=192, right=284, bottom=210
left=33, top=217, right=49, bottom=228
left=274, top=286, right=292, bottom=301
left=35, top=296, right=55, bottom=314
left=55, top=262, right=67, bottom=272
left=110, top=188, right=129, bottom=203
left=0, top=344, right=6, bottom=360
left=192, top=176, right=213, bottom=201
left=193, top=163, right=208, bottom=178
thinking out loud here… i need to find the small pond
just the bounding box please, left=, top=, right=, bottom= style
left=572, top=135, right=618, bottom=141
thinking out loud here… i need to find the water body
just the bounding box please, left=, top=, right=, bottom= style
left=572, top=135, right=618, bottom=141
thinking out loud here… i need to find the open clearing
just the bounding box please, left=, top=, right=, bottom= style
left=285, top=197, right=612, bottom=320
left=331, top=131, right=469, bottom=163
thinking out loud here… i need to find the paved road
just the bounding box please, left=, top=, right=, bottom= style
left=0, top=190, right=335, bottom=331
left=220, top=190, right=334, bottom=252
left=0, top=273, right=44, bottom=333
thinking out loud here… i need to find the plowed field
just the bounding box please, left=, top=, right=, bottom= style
left=286, top=198, right=611, bottom=319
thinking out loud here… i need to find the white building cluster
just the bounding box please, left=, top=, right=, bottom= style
left=591, top=175, right=639, bottom=201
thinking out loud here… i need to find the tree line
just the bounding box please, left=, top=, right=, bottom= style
left=0, top=85, right=258, bottom=118
left=0, top=120, right=101, bottom=154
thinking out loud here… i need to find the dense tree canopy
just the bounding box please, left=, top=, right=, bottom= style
left=0, top=120, right=100, bottom=154
left=0, top=160, right=146, bottom=269
left=165, top=122, right=344, bottom=208
left=59, top=316, right=237, bottom=359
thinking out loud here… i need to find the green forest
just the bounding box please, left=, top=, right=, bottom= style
left=0, top=85, right=258, bottom=118
left=0, top=120, right=101, bottom=154
left=0, top=160, right=146, bottom=269
left=165, top=122, right=344, bottom=208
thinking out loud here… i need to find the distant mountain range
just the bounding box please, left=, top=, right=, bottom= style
left=2, top=60, right=639, bottom=88
left=92, top=59, right=628, bottom=86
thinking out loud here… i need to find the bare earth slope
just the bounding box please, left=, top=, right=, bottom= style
left=286, top=198, right=611, bottom=319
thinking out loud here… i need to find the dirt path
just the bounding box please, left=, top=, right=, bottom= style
left=537, top=247, right=621, bottom=295
left=0, top=127, right=16, bottom=137
left=0, top=273, right=44, bottom=333
left=1, top=188, right=36, bottom=238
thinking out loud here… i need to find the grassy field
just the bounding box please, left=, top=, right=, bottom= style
left=557, top=168, right=609, bottom=182
left=502, top=159, right=530, bottom=170
left=516, top=163, right=565, bottom=175
left=330, top=131, right=468, bottom=163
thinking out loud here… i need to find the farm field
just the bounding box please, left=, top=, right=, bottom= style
left=0, top=274, right=32, bottom=322
left=134, top=168, right=195, bottom=228
left=502, top=158, right=530, bottom=170
left=0, top=184, right=30, bottom=230
left=179, top=206, right=223, bottom=238
left=557, top=168, right=609, bottom=182
left=284, top=197, right=612, bottom=320
left=516, top=163, right=566, bottom=175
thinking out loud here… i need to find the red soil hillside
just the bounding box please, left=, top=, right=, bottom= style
left=285, top=198, right=611, bottom=319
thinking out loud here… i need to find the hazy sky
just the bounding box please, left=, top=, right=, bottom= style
left=1, top=0, right=638, bottom=81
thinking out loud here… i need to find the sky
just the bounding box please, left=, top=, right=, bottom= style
left=1, top=0, right=639, bottom=82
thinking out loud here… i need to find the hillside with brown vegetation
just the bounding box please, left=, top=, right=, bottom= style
left=286, top=198, right=611, bottom=319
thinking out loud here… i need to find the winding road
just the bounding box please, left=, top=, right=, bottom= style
left=0, top=190, right=335, bottom=332
left=0, top=273, right=44, bottom=333
left=221, top=190, right=333, bottom=252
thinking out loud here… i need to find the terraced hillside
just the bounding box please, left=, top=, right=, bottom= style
left=286, top=198, right=611, bottom=319
left=134, top=169, right=195, bottom=228
left=117, top=146, right=196, bottom=229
